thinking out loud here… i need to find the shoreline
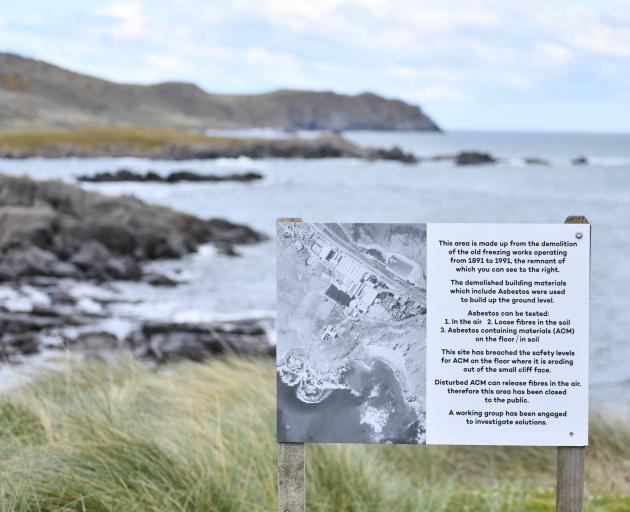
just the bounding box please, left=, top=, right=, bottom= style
left=0, top=172, right=274, bottom=365
left=0, top=127, right=418, bottom=163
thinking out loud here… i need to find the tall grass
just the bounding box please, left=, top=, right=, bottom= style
left=0, top=358, right=628, bottom=511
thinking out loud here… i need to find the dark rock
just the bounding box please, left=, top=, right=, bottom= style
left=1, top=246, right=79, bottom=280
left=71, top=240, right=142, bottom=281
left=86, top=224, right=138, bottom=255
left=0, top=206, right=56, bottom=248
left=0, top=173, right=266, bottom=283
left=165, top=170, right=263, bottom=183
left=126, top=320, right=272, bottom=363
left=369, top=146, right=418, bottom=164
left=0, top=333, right=40, bottom=358
left=0, top=172, right=269, bottom=365
left=46, top=288, right=76, bottom=306
left=455, top=151, right=497, bottom=166
left=21, top=276, right=67, bottom=287
left=572, top=156, right=589, bottom=166
left=418, top=151, right=497, bottom=165
left=30, top=305, right=75, bottom=318
left=0, top=307, right=87, bottom=336
left=215, top=242, right=241, bottom=257
left=78, top=169, right=264, bottom=183
left=68, top=331, right=121, bottom=352
left=165, top=170, right=203, bottom=182
left=206, top=218, right=265, bottom=245
left=71, top=240, right=113, bottom=271
left=78, top=169, right=143, bottom=182
left=143, top=272, right=179, bottom=286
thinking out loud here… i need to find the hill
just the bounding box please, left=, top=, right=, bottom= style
left=0, top=52, right=440, bottom=132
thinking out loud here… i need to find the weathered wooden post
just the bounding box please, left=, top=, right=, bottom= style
left=277, top=217, right=306, bottom=512
left=278, top=442, right=305, bottom=512
left=556, top=215, right=589, bottom=512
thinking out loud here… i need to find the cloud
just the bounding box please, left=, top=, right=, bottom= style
left=95, top=2, right=147, bottom=40
left=535, top=42, right=573, bottom=65
left=241, top=47, right=298, bottom=68
left=387, top=66, right=465, bottom=82
left=494, top=71, right=531, bottom=89
left=406, top=85, right=468, bottom=102
left=385, top=65, right=469, bottom=103
left=567, top=23, right=630, bottom=57
left=466, top=42, right=519, bottom=65
left=537, top=7, right=630, bottom=57
left=232, top=0, right=351, bottom=31
left=1, top=0, right=629, bottom=130
left=145, top=53, right=185, bottom=73
left=408, top=7, right=502, bottom=35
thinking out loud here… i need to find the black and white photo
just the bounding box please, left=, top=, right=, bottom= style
left=277, top=222, right=427, bottom=444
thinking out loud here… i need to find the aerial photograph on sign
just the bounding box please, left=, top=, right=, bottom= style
left=277, top=222, right=427, bottom=443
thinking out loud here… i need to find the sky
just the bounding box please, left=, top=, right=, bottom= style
left=1, top=0, right=629, bottom=132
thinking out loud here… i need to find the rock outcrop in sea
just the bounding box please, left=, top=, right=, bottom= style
left=454, top=151, right=497, bottom=166
left=78, top=169, right=264, bottom=183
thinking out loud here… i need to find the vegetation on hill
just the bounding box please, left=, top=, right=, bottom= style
left=0, top=126, right=241, bottom=151
left=0, top=52, right=440, bottom=131
left=0, top=358, right=628, bottom=511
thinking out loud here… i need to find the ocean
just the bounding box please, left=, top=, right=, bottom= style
left=0, top=130, right=628, bottom=409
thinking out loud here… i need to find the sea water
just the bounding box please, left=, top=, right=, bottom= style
left=0, top=130, right=628, bottom=409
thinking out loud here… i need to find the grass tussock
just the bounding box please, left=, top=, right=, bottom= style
left=0, top=358, right=628, bottom=511
left=0, top=127, right=254, bottom=151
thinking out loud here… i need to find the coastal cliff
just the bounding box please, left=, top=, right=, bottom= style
left=0, top=52, right=440, bottom=132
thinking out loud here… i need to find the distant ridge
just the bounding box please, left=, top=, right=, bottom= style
left=0, top=52, right=440, bottom=132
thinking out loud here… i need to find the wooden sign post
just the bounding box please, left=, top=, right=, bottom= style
left=278, top=217, right=306, bottom=512
left=556, top=215, right=589, bottom=512
left=278, top=442, right=305, bottom=512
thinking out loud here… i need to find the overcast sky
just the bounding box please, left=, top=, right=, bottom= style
left=1, top=0, right=629, bottom=132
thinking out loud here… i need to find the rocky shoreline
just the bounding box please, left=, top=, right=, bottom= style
left=0, top=173, right=265, bottom=281
left=71, top=320, right=273, bottom=364
left=0, top=133, right=418, bottom=163
left=1, top=294, right=274, bottom=365
left=0, top=172, right=273, bottom=365
left=0, top=127, right=597, bottom=168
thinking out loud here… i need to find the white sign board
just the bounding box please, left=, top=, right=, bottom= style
left=276, top=222, right=589, bottom=446
left=426, top=224, right=590, bottom=446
